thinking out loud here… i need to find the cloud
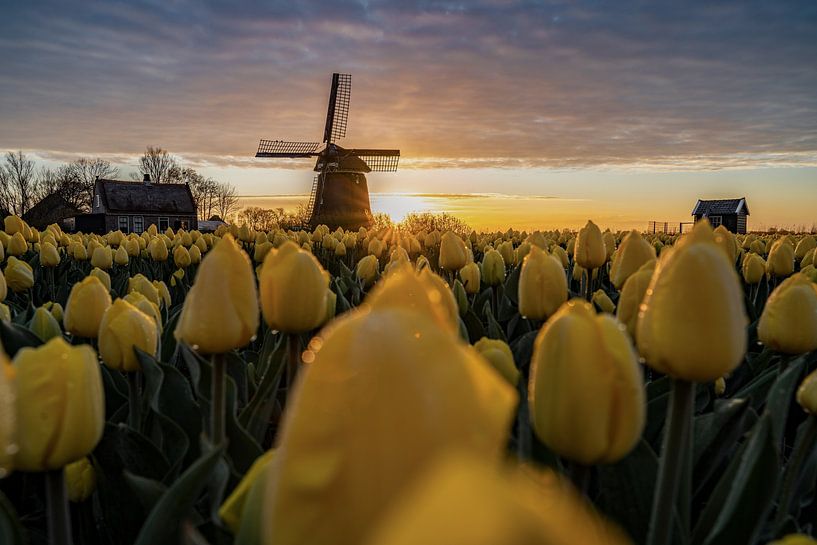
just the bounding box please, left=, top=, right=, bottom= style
left=1, top=0, right=815, bottom=169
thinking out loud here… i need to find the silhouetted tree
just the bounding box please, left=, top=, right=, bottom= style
left=399, top=212, right=470, bottom=235
left=134, top=146, right=178, bottom=184
left=0, top=151, right=37, bottom=215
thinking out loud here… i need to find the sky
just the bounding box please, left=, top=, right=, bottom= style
left=1, top=0, right=816, bottom=230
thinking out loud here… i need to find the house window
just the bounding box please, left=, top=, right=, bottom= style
left=176, top=219, right=189, bottom=230
left=158, top=217, right=169, bottom=231
left=708, top=215, right=722, bottom=227
left=118, top=216, right=129, bottom=233
left=133, top=216, right=144, bottom=234
left=95, top=195, right=100, bottom=209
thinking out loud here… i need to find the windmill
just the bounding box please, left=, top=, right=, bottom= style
left=256, top=73, right=400, bottom=230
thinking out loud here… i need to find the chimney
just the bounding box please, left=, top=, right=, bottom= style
left=143, top=173, right=152, bottom=185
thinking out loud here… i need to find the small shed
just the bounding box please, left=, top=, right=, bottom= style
left=692, top=197, right=749, bottom=234
left=89, top=175, right=198, bottom=234
left=23, top=192, right=82, bottom=231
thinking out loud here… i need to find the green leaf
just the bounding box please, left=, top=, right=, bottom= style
left=462, top=310, right=486, bottom=344
left=0, top=319, right=42, bottom=357
left=123, top=471, right=169, bottom=512
left=764, top=360, right=804, bottom=448
left=483, top=304, right=507, bottom=342
left=0, top=490, right=26, bottom=545
left=510, top=330, right=538, bottom=374
left=133, top=443, right=225, bottom=545
left=503, top=264, right=520, bottom=304
left=692, top=413, right=779, bottom=545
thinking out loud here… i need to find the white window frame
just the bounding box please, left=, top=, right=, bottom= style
left=118, top=216, right=129, bottom=233
left=95, top=194, right=101, bottom=209
left=158, top=217, right=169, bottom=231
left=708, top=215, right=723, bottom=227
left=133, top=216, right=144, bottom=234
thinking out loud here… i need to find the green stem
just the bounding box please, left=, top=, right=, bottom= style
left=774, top=415, right=817, bottom=529
left=647, top=379, right=695, bottom=545
left=45, top=469, right=72, bottom=545
left=210, top=353, right=226, bottom=446
left=127, top=372, right=140, bottom=431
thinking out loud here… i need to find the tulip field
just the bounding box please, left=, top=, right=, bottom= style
left=2, top=214, right=817, bottom=545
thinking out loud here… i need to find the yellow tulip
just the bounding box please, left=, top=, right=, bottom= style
left=518, top=246, right=567, bottom=321
left=766, top=240, right=795, bottom=278
left=459, top=262, right=481, bottom=295
left=148, top=237, right=168, bottom=261
left=742, top=253, right=766, bottom=284
left=603, top=230, right=617, bottom=260
left=474, top=337, right=519, bottom=385
left=123, top=292, right=162, bottom=334
left=334, top=242, right=347, bottom=257
left=365, top=452, right=631, bottom=545
left=355, top=254, right=379, bottom=288
left=13, top=338, right=104, bottom=471
left=802, top=248, right=815, bottom=268
left=64, top=276, right=112, bottom=338
left=715, top=377, right=726, bottom=397
left=0, top=303, right=10, bottom=322
left=795, top=236, right=817, bottom=261
left=637, top=221, right=748, bottom=382
left=175, top=235, right=259, bottom=354
left=90, top=246, right=113, bottom=269
left=0, top=269, right=6, bottom=302
left=48, top=302, right=64, bottom=324
left=259, top=241, right=328, bottom=334
left=574, top=220, right=606, bottom=270
left=220, top=449, right=276, bottom=533
left=482, top=249, right=506, bottom=286
left=64, top=457, right=96, bottom=502
left=439, top=231, right=467, bottom=271
left=529, top=299, right=645, bottom=464
left=40, top=241, right=61, bottom=267
left=714, top=225, right=738, bottom=264
left=128, top=274, right=160, bottom=307
left=153, top=280, right=171, bottom=308
left=0, top=352, right=14, bottom=477
left=90, top=267, right=111, bottom=292
left=7, top=232, right=28, bottom=256
left=592, top=289, right=616, bottom=314
left=254, top=241, right=273, bottom=264
left=98, top=299, right=158, bottom=372
left=125, top=238, right=140, bottom=257
left=261, top=304, right=517, bottom=545
left=3, top=215, right=26, bottom=236
left=4, top=257, right=34, bottom=292
left=29, top=307, right=62, bottom=342
left=616, top=260, right=655, bottom=340
left=189, top=244, right=202, bottom=264
left=609, top=231, right=655, bottom=289
left=758, top=274, right=817, bottom=355
left=498, top=240, right=515, bottom=268
left=368, top=238, right=384, bottom=258
left=114, top=245, right=129, bottom=266
left=173, top=245, right=191, bottom=268
left=768, top=534, right=817, bottom=545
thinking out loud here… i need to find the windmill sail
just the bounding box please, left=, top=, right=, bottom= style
left=323, top=73, right=351, bottom=144
left=256, top=140, right=322, bottom=158
left=348, top=149, right=400, bottom=172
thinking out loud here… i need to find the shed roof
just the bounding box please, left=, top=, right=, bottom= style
left=692, top=197, right=749, bottom=217
left=96, top=179, right=196, bottom=214
left=23, top=192, right=83, bottom=229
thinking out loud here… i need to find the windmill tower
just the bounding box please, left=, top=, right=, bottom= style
left=256, top=73, right=400, bottom=230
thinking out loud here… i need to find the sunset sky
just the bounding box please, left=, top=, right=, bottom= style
left=1, top=0, right=815, bottom=230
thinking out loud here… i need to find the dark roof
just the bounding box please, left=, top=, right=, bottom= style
left=23, top=193, right=83, bottom=229
left=692, top=197, right=749, bottom=217
left=96, top=179, right=196, bottom=214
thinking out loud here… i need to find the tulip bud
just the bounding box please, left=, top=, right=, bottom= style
left=99, top=299, right=159, bottom=372
left=459, top=263, right=481, bottom=295
left=173, top=245, right=191, bottom=268
left=123, top=292, right=162, bottom=333
left=0, top=352, right=14, bottom=477
left=439, top=232, right=468, bottom=271
left=795, top=236, right=817, bottom=261
left=609, top=231, right=655, bottom=289
left=3, top=215, right=26, bottom=236
left=637, top=221, right=748, bottom=382
left=0, top=303, right=10, bottom=322
left=219, top=449, right=276, bottom=533
left=574, top=220, right=606, bottom=270
left=13, top=338, right=104, bottom=470
left=49, top=302, right=64, bottom=325
left=64, top=276, right=112, bottom=338
left=259, top=241, right=329, bottom=334
left=189, top=244, right=202, bottom=264
left=714, top=377, right=726, bottom=397
left=482, top=249, right=505, bottom=286
left=175, top=235, right=259, bottom=354
left=7, top=232, right=28, bottom=256
left=90, top=246, right=113, bottom=269
left=802, top=248, right=815, bottom=269
left=518, top=246, right=567, bottom=321
left=616, top=260, right=655, bottom=340
left=113, top=245, right=128, bottom=266
left=0, top=270, right=6, bottom=303
left=254, top=241, right=273, bottom=263
left=767, top=535, right=817, bottom=545
left=797, top=369, right=817, bottom=415
left=29, top=307, right=62, bottom=342
left=148, top=237, right=168, bottom=262
left=334, top=242, right=347, bottom=257
left=40, top=241, right=61, bottom=267
left=4, top=257, right=34, bottom=292
left=742, top=253, right=766, bottom=284
left=592, top=289, right=615, bottom=314
left=64, top=457, right=96, bottom=502
left=758, top=273, right=817, bottom=355
left=473, top=337, right=518, bottom=385
left=355, top=254, right=379, bottom=288
left=529, top=299, right=645, bottom=464
left=90, top=267, right=111, bottom=292
left=766, top=240, right=795, bottom=278
left=128, top=274, right=160, bottom=307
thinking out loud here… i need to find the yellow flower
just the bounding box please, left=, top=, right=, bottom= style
left=768, top=534, right=817, bottom=545
left=148, top=237, right=169, bottom=261
left=459, top=263, right=481, bottom=295
left=498, top=240, right=514, bottom=268
left=3, top=215, right=26, bottom=236
left=40, top=242, right=61, bottom=267
left=7, top=232, right=28, bottom=256
left=365, top=452, right=631, bottom=545
left=0, top=269, right=7, bottom=302
left=64, top=457, right=96, bottom=502
left=123, top=292, right=162, bottom=334
left=254, top=241, right=273, bottom=264
left=592, top=289, right=616, bottom=314
left=49, top=302, right=64, bottom=324
left=125, top=238, right=140, bottom=257
left=714, top=225, right=738, bottom=264
left=220, top=449, right=276, bottom=533
left=334, top=242, right=347, bottom=257
left=259, top=241, right=329, bottom=334
left=99, top=299, right=158, bottom=372
left=368, top=238, right=384, bottom=258
left=153, top=280, right=171, bottom=308
left=0, top=352, right=14, bottom=477
left=175, top=235, right=259, bottom=354
left=474, top=337, right=519, bottom=385
left=766, top=240, right=794, bottom=278
left=529, top=299, right=645, bottom=464
left=0, top=303, right=10, bottom=322
left=758, top=274, right=817, bottom=355
left=4, top=257, right=34, bottom=292
left=742, top=253, right=766, bottom=284
left=715, top=377, right=726, bottom=397
left=637, top=221, right=748, bottom=382
left=795, top=236, right=817, bottom=261
left=439, top=231, right=468, bottom=271
left=261, top=305, right=517, bottom=545
left=609, top=231, right=655, bottom=289
left=128, top=274, right=160, bottom=307
left=113, top=245, right=129, bottom=266
left=574, top=220, right=606, bottom=270
left=29, top=307, right=62, bottom=342
left=616, top=261, right=655, bottom=340
left=90, top=267, right=111, bottom=292
left=518, top=246, right=567, bottom=321
left=13, top=338, right=104, bottom=470
left=482, top=249, right=506, bottom=286
left=173, top=245, right=191, bottom=268
left=64, top=276, right=112, bottom=338
left=355, top=255, right=379, bottom=288
left=90, top=246, right=113, bottom=269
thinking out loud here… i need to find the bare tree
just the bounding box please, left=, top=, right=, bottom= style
left=71, top=158, right=118, bottom=208
left=34, top=164, right=88, bottom=211
left=134, top=146, right=178, bottom=184
left=1, top=151, right=37, bottom=215
left=215, top=182, right=240, bottom=221
left=399, top=212, right=471, bottom=235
